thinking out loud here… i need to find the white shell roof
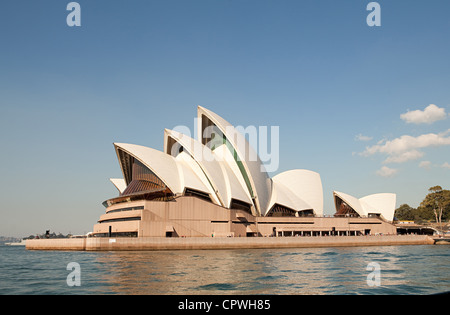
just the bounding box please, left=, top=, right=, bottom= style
left=114, top=143, right=210, bottom=198
left=165, top=129, right=227, bottom=206
left=115, top=143, right=182, bottom=193
left=165, top=129, right=254, bottom=208
left=109, top=106, right=396, bottom=220
left=268, top=180, right=314, bottom=213
left=333, top=191, right=365, bottom=215
left=333, top=191, right=396, bottom=221
left=110, top=178, right=127, bottom=194
left=360, top=193, right=396, bottom=221
left=212, top=144, right=254, bottom=208
left=197, top=106, right=272, bottom=215
left=109, top=178, right=127, bottom=193
left=272, top=169, right=324, bottom=216
left=173, top=152, right=215, bottom=201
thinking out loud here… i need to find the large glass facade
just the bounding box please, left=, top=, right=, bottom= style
left=94, top=232, right=138, bottom=238
left=97, top=216, right=141, bottom=224
left=121, top=159, right=167, bottom=196
left=103, top=150, right=174, bottom=208
left=334, top=197, right=360, bottom=217
left=230, top=198, right=252, bottom=214
left=107, top=206, right=144, bottom=214
left=266, top=204, right=297, bottom=217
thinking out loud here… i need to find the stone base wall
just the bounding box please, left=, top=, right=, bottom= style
left=26, top=235, right=435, bottom=251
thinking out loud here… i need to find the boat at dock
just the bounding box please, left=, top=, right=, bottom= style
left=5, top=239, right=26, bottom=246
left=433, top=236, right=450, bottom=245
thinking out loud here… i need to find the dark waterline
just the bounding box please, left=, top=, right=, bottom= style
left=0, top=245, right=449, bottom=295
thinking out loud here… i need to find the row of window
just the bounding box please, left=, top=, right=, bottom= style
left=107, top=206, right=144, bottom=214
left=94, top=232, right=138, bottom=238
left=98, top=216, right=141, bottom=224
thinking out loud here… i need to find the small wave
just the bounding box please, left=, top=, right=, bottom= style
left=196, top=282, right=239, bottom=291
left=281, top=252, right=301, bottom=257
left=256, top=275, right=288, bottom=281
left=372, top=258, right=391, bottom=262
left=321, top=251, right=339, bottom=256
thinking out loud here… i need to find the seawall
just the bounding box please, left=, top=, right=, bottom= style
left=26, top=238, right=87, bottom=251
left=26, top=235, right=435, bottom=251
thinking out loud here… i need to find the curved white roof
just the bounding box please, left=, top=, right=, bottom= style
left=165, top=129, right=254, bottom=209
left=110, top=106, right=368, bottom=221
left=115, top=143, right=182, bottom=193
left=114, top=143, right=211, bottom=199
left=333, top=191, right=364, bottom=215
left=212, top=144, right=255, bottom=208
left=197, top=106, right=272, bottom=215
left=272, top=169, right=323, bottom=216
left=165, top=129, right=228, bottom=206
left=267, top=180, right=314, bottom=214
left=110, top=178, right=127, bottom=194
left=173, top=151, right=216, bottom=202
left=360, top=193, right=396, bottom=222
left=333, top=191, right=396, bottom=221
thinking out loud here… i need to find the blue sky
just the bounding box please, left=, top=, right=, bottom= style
left=1, top=0, right=449, bottom=237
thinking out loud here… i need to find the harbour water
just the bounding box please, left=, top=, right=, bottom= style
left=0, top=245, right=449, bottom=295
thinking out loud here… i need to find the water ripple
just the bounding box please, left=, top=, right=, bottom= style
left=1, top=245, right=449, bottom=294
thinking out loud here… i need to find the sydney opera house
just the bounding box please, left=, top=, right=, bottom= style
left=93, top=106, right=398, bottom=238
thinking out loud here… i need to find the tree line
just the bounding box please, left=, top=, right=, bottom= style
left=395, top=186, right=450, bottom=224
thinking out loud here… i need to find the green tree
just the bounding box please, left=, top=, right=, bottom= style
left=394, top=186, right=450, bottom=226
left=394, top=204, right=416, bottom=221
left=419, top=186, right=450, bottom=232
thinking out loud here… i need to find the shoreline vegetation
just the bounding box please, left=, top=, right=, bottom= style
left=394, top=186, right=449, bottom=234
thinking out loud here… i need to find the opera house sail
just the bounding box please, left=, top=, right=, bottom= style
left=93, top=106, right=397, bottom=238
left=333, top=191, right=396, bottom=222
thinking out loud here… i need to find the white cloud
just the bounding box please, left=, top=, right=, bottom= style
left=361, top=129, right=450, bottom=164
left=355, top=134, right=373, bottom=141
left=419, top=160, right=432, bottom=169
left=383, top=150, right=424, bottom=164
left=442, top=162, right=450, bottom=169
left=400, top=104, right=447, bottom=124
left=376, top=166, right=399, bottom=177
